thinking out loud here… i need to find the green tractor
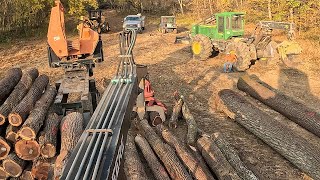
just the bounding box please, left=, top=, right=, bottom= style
left=191, top=12, right=302, bottom=71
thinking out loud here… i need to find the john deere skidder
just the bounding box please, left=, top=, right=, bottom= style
left=191, top=12, right=302, bottom=71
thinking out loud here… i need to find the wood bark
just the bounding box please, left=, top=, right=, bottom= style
left=169, top=98, right=183, bottom=129
left=181, top=102, right=198, bottom=147
left=39, top=112, right=60, bottom=158
left=9, top=75, right=49, bottom=126
left=0, top=166, right=9, bottom=179
left=21, top=164, right=34, bottom=180
left=5, top=125, right=19, bottom=143
left=161, top=127, right=215, bottom=180
left=0, top=68, right=38, bottom=125
left=218, top=89, right=320, bottom=180
left=3, top=152, right=26, bottom=177
left=124, top=133, right=148, bottom=180
left=18, top=86, right=57, bottom=140
left=32, top=157, right=54, bottom=180
left=197, top=136, right=241, bottom=180
left=212, top=133, right=258, bottom=180
left=0, top=136, right=10, bottom=160
left=15, top=140, right=40, bottom=160
left=134, top=134, right=170, bottom=180
left=54, top=112, right=83, bottom=180
left=140, top=119, right=192, bottom=180
left=0, top=68, right=22, bottom=103
left=237, top=75, right=320, bottom=138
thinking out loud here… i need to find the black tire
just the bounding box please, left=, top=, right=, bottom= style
left=191, top=35, right=213, bottom=60
left=227, top=42, right=254, bottom=71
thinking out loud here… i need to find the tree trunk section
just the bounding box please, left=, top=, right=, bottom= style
left=134, top=134, right=170, bottom=180
left=0, top=68, right=38, bottom=125
left=18, top=86, right=57, bottom=140
left=32, top=157, right=54, bottom=180
left=3, top=152, right=26, bottom=177
left=237, top=75, right=320, bottom=138
left=54, top=112, right=83, bottom=180
left=218, top=89, right=320, bottom=179
left=124, top=133, right=148, bottom=180
left=197, top=136, right=241, bottom=180
left=0, top=136, right=10, bottom=160
left=181, top=103, right=198, bottom=147
left=39, top=112, right=61, bottom=158
left=5, top=125, right=19, bottom=143
left=0, top=68, right=22, bottom=103
left=161, top=127, right=215, bottom=180
left=9, top=75, right=49, bottom=126
left=169, top=98, right=183, bottom=129
left=140, top=119, right=192, bottom=180
left=15, top=140, right=40, bottom=160
left=0, top=166, right=9, bottom=179
left=149, top=111, right=162, bottom=126
left=21, top=164, right=34, bottom=180
left=212, top=133, right=258, bottom=180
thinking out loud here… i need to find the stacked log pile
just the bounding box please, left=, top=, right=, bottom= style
left=0, top=68, right=83, bottom=180
left=125, top=92, right=258, bottom=180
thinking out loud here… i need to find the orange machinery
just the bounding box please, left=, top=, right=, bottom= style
left=47, top=0, right=104, bottom=67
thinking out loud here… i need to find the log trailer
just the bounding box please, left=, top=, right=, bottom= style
left=190, top=12, right=302, bottom=71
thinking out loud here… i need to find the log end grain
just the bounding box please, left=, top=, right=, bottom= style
left=21, top=170, right=34, bottom=180
left=41, top=144, right=56, bottom=158
left=32, top=162, right=52, bottom=180
left=0, top=114, right=5, bottom=125
left=0, top=166, right=9, bottom=179
left=3, top=160, right=23, bottom=177
left=15, top=140, right=40, bottom=160
left=0, top=137, right=10, bottom=160
left=18, top=127, right=36, bottom=140
left=8, top=113, right=22, bottom=127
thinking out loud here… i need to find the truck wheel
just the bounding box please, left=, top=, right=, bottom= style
left=231, top=42, right=254, bottom=71
left=191, top=35, right=213, bottom=60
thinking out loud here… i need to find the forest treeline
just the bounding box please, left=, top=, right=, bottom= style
left=0, top=0, right=319, bottom=42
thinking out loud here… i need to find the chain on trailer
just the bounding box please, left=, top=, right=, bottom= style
left=60, top=29, right=147, bottom=180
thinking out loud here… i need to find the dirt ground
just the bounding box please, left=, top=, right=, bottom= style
left=0, top=10, right=319, bottom=180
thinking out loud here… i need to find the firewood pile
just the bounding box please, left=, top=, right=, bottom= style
left=0, top=68, right=83, bottom=180
left=124, top=75, right=320, bottom=180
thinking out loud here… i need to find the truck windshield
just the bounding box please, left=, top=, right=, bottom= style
left=232, top=15, right=242, bottom=30
left=125, top=17, right=140, bottom=21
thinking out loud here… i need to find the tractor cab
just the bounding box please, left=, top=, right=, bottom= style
left=191, top=12, right=245, bottom=40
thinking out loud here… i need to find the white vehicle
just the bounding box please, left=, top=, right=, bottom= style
left=123, top=14, right=145, bottom=33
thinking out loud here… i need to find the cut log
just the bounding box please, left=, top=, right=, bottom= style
left=0, top=166, right=9, bottom=180
left=9, top=75, right=49, bottom=126
left=0, top=68, right=38, bottom=126
left=3, top=152, right=26, bottom=177
left=218, top=89, right=320, bottom=179
left=21, top=164, right=34, bottom=180
left=140, top=119, right=192, bottom=180
left=15, top=140, right=40, bottom=160
left=197, top=136, right=241, bottom=180
left=169, top=98, right=183, bottom=129
left=149, top=111, right=162, bottom=126
left=0, top=136, right=10, bottom=160
left=0, top=68, right=22, bottom=103
left=237, top=75, right=320, bottom=138
left=181, top=102, right=198, bottom=147
left=32, top=157, right=54, bottom=180
left=60, top=112, right=83, bottom=152
left=134, top=134, right=170, bottom=180
left=212, top=133, right=258, bottom=180
left=39, top=112, right=60, bottom=158
left=124, top=133, right=148, bottom=180
left=161, top=127, right=215, bottom=180
left=5, top=125, right=19, bottom=143
left=18, top=86, right=57, bottom=140
left=54, top=112, right=83, bottom=179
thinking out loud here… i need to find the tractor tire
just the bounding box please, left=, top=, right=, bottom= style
left=227, top=41, right=255, bottom=71
left=191, top=35, right=213, bottom=60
